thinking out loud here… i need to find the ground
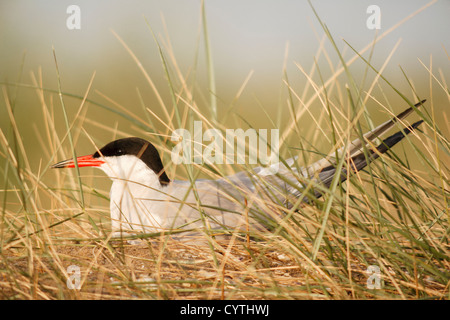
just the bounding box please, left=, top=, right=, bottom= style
left=1, top=234, right=445, bottom=300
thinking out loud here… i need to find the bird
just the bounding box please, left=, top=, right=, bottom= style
left=51, top=101, right=425, bottom=238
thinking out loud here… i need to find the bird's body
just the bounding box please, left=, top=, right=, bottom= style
left=104, top=157, right=255, bottom=234
left=78, top=151, right=295, bottom=235
left=52, top=101, right=425, bottom=237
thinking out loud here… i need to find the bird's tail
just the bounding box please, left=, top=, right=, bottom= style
left=305, top=100, right=426, bottom=176
left=316, top=119, right=424, bottom=190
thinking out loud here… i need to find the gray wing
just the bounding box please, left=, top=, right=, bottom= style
left=225, top=100, right=425, bottom=205
left=316, top=119, right=423, bottom=191
left=185, top=101, right=425, bottom=230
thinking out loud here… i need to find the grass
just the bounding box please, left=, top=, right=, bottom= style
left=0, top=3, right=449, bottom=299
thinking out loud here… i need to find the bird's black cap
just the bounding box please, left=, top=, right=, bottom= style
left=93, top=137, right=170, bottom=185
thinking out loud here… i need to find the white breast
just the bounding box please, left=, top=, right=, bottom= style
left=98, top=155, right=165, bottom=233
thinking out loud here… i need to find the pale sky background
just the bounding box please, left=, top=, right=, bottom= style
left=0, top=0, right=448, bottom=170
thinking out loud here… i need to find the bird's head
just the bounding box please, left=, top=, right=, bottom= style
left=51, top=137, right=170, bottom=186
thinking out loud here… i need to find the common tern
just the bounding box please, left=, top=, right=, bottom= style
left=51, top=101, right=425, bottom=237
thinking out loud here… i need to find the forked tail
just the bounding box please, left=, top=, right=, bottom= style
left=317, top=120, right=424, bottom=190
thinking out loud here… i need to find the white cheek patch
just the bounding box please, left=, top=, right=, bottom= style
left=98, top=155, right=161, bottom=188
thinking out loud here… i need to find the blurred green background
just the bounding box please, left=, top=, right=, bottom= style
left=0, top=0, right=448, bottom=187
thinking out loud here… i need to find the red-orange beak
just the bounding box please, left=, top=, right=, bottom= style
left=51, top=154, right=105, bottom=169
